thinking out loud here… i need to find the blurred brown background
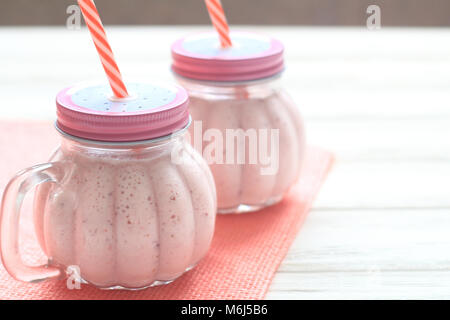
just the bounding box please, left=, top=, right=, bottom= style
left=0, top=0, right=449, bottom=26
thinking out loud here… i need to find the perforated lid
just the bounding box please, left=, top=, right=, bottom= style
left=56, top=82, right=189, bottom=142
left=171, top=31, right=285, bottom=82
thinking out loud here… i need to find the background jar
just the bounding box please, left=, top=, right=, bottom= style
left=171, top=31, right=306, bottom=213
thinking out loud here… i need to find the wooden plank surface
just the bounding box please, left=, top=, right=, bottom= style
left=0, top=26, right=449, bottom=299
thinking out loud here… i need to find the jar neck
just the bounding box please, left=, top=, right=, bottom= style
left=174, top=73, right=282, bottom=99
left=58, top=129, right=185, bottom=157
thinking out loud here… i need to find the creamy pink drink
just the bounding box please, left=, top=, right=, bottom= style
left=0, top=82, right=216, bottom=289
left=172, top=32, right=306, bottom=213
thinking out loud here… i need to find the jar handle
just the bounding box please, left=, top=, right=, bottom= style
left=0, top=162, right=67, bottom=283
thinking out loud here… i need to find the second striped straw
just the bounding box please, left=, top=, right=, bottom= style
left=204, top=0, right=233, bottom=48
left=77, top=0, right=129, bottom=98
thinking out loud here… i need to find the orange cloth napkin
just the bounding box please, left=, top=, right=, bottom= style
left=0, top=121, right=333, bottom=300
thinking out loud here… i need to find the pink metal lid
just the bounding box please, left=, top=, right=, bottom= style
left=171, top=31, right=284, bottom=82
left=56, top=82, right=189, bottom=142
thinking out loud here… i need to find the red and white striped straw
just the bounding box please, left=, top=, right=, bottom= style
left=204, top=0, right=232, bottom=48
left=77, top=0, right=128, bottom=98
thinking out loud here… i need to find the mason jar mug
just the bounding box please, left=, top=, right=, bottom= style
left=171, top=31, right=306, bottom=214
left=0, top=82, right=217, bottom=289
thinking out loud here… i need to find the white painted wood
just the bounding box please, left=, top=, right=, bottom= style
left=266, top=271, right=450, bottom=299
left=1, top=26, right=449, bottom=299
left=280, top=209, right=450, bottom=273
left=307, top=118, right=450, bottom=162
left=2, top=27, right=450, bottom=119
left=315, top=162, right=450, bottom=209
left=267, top=209, right=450, bottom=299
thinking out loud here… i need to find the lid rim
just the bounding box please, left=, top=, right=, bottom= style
left=56, top=82, right=190, bottom=142
left=171, top=31, right=285, bottom=82
left=55, top=117, right=191, bottom=145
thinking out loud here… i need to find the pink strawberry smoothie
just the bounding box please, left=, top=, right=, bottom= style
left=188, top=90, right=306, bottom=213
left=0, top=82, right=218, bottom=288
left=33, top=140, right=216, bottom=289
left=171, top=31, right=306, bottom=214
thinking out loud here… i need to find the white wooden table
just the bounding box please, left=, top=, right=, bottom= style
left=1, top=26, right=449, bottom=299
